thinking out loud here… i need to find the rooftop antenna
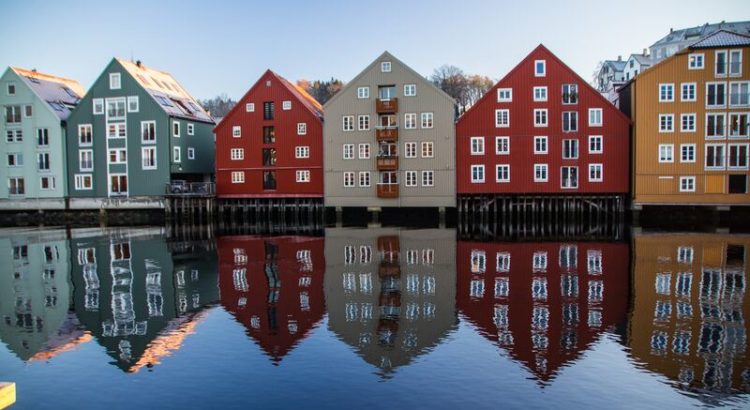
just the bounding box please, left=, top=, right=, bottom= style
left=130, top=50, right=134, bottom=63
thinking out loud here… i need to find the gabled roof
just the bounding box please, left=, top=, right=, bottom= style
left=323, top=51, right=457, bottom=109
left=115, top=58, right=213, bottom=123
left=629, top=54, right=656, bottom=66
left=651, top=20, right=750, bottom=47
left=689, top=29, right=750, bottom=49
left=11, top=67, right=85, bottom=121
left=603, top=60, right=627, bottom=71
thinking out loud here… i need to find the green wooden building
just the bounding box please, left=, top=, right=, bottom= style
left=65, top=58, right=215, bottom=204
left=0, top=67, right=84, bottom=209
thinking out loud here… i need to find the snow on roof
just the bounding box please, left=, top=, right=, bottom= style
left=651, top=20, right=750, bottom=47
left=689, top=29, right=750, bottom=49
left=12, top=67, right=85, bottom=121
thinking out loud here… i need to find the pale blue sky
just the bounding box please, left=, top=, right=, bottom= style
left=1, top=0, right=748, bottom=100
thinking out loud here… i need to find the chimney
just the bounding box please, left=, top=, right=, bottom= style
left=670, top=27, right=673, bottom=33
left=617, top=55, right=622, bottom=61
left=32, top=68, right=37, bottom=73
left=136, top=60, right=142, bottom=68
left=643, top=48, right=648, bottom=56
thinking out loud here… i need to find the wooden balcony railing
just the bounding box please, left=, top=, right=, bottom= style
left=379, top=261, right=401, bottom=277
left=375, top=126, right=398, bottom=141
left=165, top=182, right=215, bottom=197
left=377, top=183, right=399, bottom=198
left=376, top=98, right=398, bottom=113
left=376, top=156, right=398, bottom=171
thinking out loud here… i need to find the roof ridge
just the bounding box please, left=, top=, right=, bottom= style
left=11, top=67, right=82, bottom=86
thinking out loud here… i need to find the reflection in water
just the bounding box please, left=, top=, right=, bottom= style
left=217, top=235, right=326, bottom=363
left=630, top=233, right=750, bottom=402
left=457, top=240, right=630, bottom=383
left=324, top=228, right=458, bottom=376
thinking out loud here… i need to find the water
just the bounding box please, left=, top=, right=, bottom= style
left=0, top=225, right=748, bottom=409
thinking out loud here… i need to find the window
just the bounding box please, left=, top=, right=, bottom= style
left=37, top=152, right=50, bottom=171
left=421, top=112, right=433, bottom=128
left=262, top=148, right=276, bottom=166
left=496, top=165, right=510, bottom=182
left=534, top=109, right=548, bottom=127
left=659, top=83, right=674, bottom=102
left=535, top=60, right=546, bottom=76
left=79, top=150, right=93, bottom=171
left=245, top=103, right=255, bottom=112
left=497, top=88, right=512, bottom=102
left=728, top=143, right=749, bottom=169
left=142, top=147, right=157, bottom=169
left=421, top=141, right=434, bottom=158
left=343, top=144, right=354, bottom=159
left=404, top=142, right=417, bottom=158
left=172, top=121, right=180, bottom=137
left=355, top=171, right=369, bottom=187
left=729, top=81, right=750, bottom=106
left=681, top=83, right=696, bottom=101
left=589, top=135, right=603, bottom=153
left=420, top=170, right=434, bottom=187
left=106, top=98, right=126, bottom=120
left=679, top=176, right=695, bottom=192
left=344, top=171, right=355, bottom=187
left=173, top=147, right=181, bottom=162
left=297, top=170, right=311, bottom=183
left=729, top=49, right=742, bottom=76
left=7, top=83, right=15, bottom=95
left=108, top=149, right=126, bottom=164
left=4, top=105, right=21, bottom=123
left=93, top=98, right=104, bottom=115
left=381, top=61, right=392, bottom=72
left=706, top=113, right=726, bottom=138
left=8, top=177, right=24, bottom=195
left=659, top=114, right=674, bottom=132
left=404, top=84, right=416, bottom=96
left=231, top=171, right=245, bottom=183
left=589, top=163, right=603, bottom=182
left=295, top=146, right=310, bottom=158
left=534, top=136, right=548, bottom=154
left=495, top=109, right=509, bottom=127
left=533, top=86, right=547, bottom=102
left=24, top=105, right=32, bottom=118
left=263, top=101, right=274, bottom=120
left=127, top=96, right=139, bottom=113
left=706, top=82, right=726, bottom=107
left=688, top=53, right=704, bottom=69
left=109, top=73, right=121, bottom=89
left=404, top=113, right=417, bottom=129
left=534, top=164, right=548, bottom=182
left=357, top=86, right=369, bottom=99
left=562, top=139, right=579, bottom=159
left=658, top=144, right=674, bottom=163
left=343, top=115, right=354, bottom=131
left=470, top=137, right=484, bottom=155
left=705, top=144, right=725, bottom=169
left=681, top=113, right=696, bottom=132
left=6, top=129, right=22, bottom=142
left=282, top=100, right=292, bottom=110
left=74, top=174, right=92, bottom=190
left=230, top=148, right=244, bottom=160
left=358, top=143, right=370, bottom=159
left=358, top=115, right=369, bottom=131
left=137, top=121, right=154, bottom=143
left=729, top=113, right=749, bottom=137
left=680, top=144, right=696, bottom=163
left=471, top=165, right=485, bottom=183
left=107, top=123, right=126, bottom=139
left=405, top=171, right=417, bottom=187
left=297, top=123, right=307, bottom=135
left=37, top=128, right=49, bottom=146
left=496, top=136, right=509, bottom=155
left=187, top=147, right=195, bottom=160
left=562, top=111, right=578, bottom=132
left=187, top=123, right=194, bottom=135
left=561, top=166, right=578, bottom=189
left=7, top=153, right=22, bottom=167
left=263, top=126, right=275, bottom=143
left=588, top=108, right=603, bottom=126
left=562, top=84, right=578, bottom=104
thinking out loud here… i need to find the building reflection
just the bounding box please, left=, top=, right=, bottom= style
left=0, top=229, right=90, bottom=361
left=457, top=240, right=629, bottom=383
left=70, top=228, right=219, bottom=372
left=324, top=228, right=458, bottom=376
left=217, top=235, right=326, bottom=364
left=629, top=233, right=750, bottom=399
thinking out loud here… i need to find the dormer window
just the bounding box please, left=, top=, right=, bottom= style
left=109, top=73, right=121, bottom=90
left=381, top=61, right=392, bottom=72
left=534, top=60, right=546, bottom=77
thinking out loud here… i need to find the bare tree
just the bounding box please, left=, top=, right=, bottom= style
left=465, top=74, right=495, bottom=107
left=297, top=78, right=345, bottom=105
left=430, top=65, right=469, bottom=110
left=198, top=94, right=236, bottom=119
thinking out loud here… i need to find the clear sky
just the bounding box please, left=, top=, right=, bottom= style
left=1, top=0, right=749, bottom=100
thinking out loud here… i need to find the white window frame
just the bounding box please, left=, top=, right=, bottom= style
left=295, top=146, right=310, bottom=159
left=230, top=148, right=244, bottom=160
left=681, top=113, right=696, bottom=132
left=282, top=100, right=292, bottom=110
left=231, top=171, right=245, bottom=183
left=706, top=113, right=726, bottom=139
left=588, top=163, right=603, bottom=182
left=358, top=115, right=369, bottom=131
left=404, top=113, right=417, bottom=129
left=728, top=143, right=749, bottom=170
left=729, top=112, right=750, bottom=138
left=421, top=112, right=434, bottom=129
left=495, top=109, right=509, bottom=128
left=297, top=122, right=307, bottom=135
left=404, top=84, right=416, bottom=97
left=534, top=163, right=548, bottom=182
left=404, top=142, right=417, bottom=158
left=706, top=81, right=727, bottom=108
left=232, top=126, right=241, bottom=138
left=534, top=136, right=548, bottom=154
left=107, top=148, right=127, bottom=165
left=729, top=49, right=743, bottom=77
left=560, top=166, right=578, bottom=189
left=245, top=103, right=255, bottom=112
left=109, top=73, right=121, bottom=90
left=588, top=108, right=603, bottom=127
left=729, top=81, right=750, bottom=107
left=381, top=61, right=392, bottom=72
left=470, top=137, right=485, bottom=155
left=589, top=135, right=603, bottom=154
left=688, top=53, right=704, bottom=70
left=471, top=165, right=485, bottom=183
left=495, top=164, right=510, bottom=183
left=705, top=143, right=726, bottom=170
left=343, top=171, right=355, bottom=187
left=357, top=171, right=370, bottom=187
left=343, top=144, right=354, bottom=160
left=534, top=109, right=548, bottom=127
left=716, top=50, right=728, bottom=77
left=658, top=83, right=675, bottom=102
left=680, top=144, right=696, bottom=163
left=173, top=121, right=181, bottom=137
left=562, top=111, right=578, bottom=132
left=497, top=88, right=512, bottom=102
left=79, top=149, right=93, bottom=171
left=534, top=60, right=546, bottom=77
left=421, top=141, right=434, bottom=158
left=679, top=176, right=695, bottom=192
left=681, top=82, right=696, bottom=102
left=187, top=123, right=194, bottom=136
left=127, top=96, right=139, bottom=113
left=405, top=171, right=417, bottom=187
left=496, top=136, right=510, bottom=155
left=533, top=86, right=547, bottom=102
left=562, top=139, right=579, bottom=159
left=173, top=147, right=181, bottom=163
left=421, top=170, right=434, bottom=187
left=357, top=87, right=369, bottom=99
left=358, top=143, right=370, bottom=159
left=658, top=144, right=674, bottom=163
left=342, top=115, right=354, bottom=131
left=187, top=147, right=195, bottom=160
left=93, top=98, right=104, bottom=115
left=659, top=114, right=674, bottom=133
left=74, top=174, right=92, bottom=190
left=78, top=124, right=93, bottom=146
left=296, top=170, right=311, bottom=183
left=142, top=147, right=157, bottom=170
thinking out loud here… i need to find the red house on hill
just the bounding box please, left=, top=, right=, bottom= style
left=217, top=235, right=325, bottom=363
left=456, top=45, right=630, bottom=200
left=215, top=70, right=323, bottom=201
left=456, top=240, right=629, bottom=383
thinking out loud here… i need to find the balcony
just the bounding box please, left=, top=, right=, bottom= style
left=376, top=156, right=399, bottom=171
left=379, top=261, right=401, bottom=277
left=165, top=181, right=215, bottom=197
left=376, top=126, right=398, bottom=141
left=376, top=98, right=398, bottom=113
left=377, top=183, right=399, bottom=198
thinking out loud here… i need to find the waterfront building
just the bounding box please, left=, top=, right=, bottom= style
left=619, top=31, right=750, bottom=207
left=0, top=67, right=84, bottom=209
left=65, top=58, right=215, bottom=207
left=323, top=52, right=457, bottom=209
left=215, top=70, right=323, bottom=204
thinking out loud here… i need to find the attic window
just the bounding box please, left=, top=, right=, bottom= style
left=171, top=98, right=192, bottom=115
left=282, top=100, right=292, bottom=110
left=109, top=73, right=121, bottom=90
left=51, top=103, right=65, bottom=112
left=246, top=103, right=255, bottom=112
left=155, top=96, right=173, bottom=107
left=266, top=80, right=271, bottom=87
left=188, top=102, right=201, bottom=112
left=6, top=83, right=15, bottom=95
left=534, top=60, right=546, bottom=77
left=63, top=87, right=78, bottom=99
left=381, top=61, right=392, bottom=72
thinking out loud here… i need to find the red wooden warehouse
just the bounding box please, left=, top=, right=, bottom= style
left=215, top=70, right=324, bottom=204
left=456, top=45, right=630, bottom=213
